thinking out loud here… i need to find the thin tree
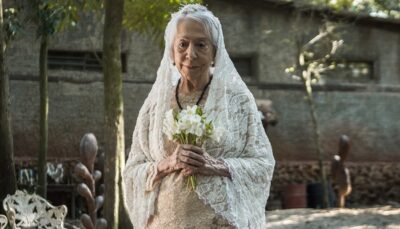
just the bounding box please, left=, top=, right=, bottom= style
left=0, top=1, right=18, bottom=212
left=30, top=0, right=100, bottom=197
left=34, top=1, right=66, bottom=197
left=102, top=0, right=125, bottom=227
left=286, top=22, right=343, bottom=208
left=36, top=12, right=49, bottom=198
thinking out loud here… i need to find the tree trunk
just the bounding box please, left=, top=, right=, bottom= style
left=37, top=35, right=49, bottom=198
left=103, top=0, right=130, bottom=228
left=0, top=0, right=17, bottom=213
left=301, top=73, right=330, bottom=208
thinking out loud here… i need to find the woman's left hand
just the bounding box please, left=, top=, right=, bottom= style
left=180, top=145, right=230, bottom=178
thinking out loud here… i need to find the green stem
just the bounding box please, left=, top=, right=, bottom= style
left=188, top=175, right=196, bottom=191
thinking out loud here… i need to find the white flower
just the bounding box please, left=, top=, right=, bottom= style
left=180, top=105, right=197, bottom=118
left=163, top=105, right=218, bottom=145
left=177, top=107, right=203, bottom=136
left=177, top=115, right=191, bottom=132
left=187, top=121, right=204, bottom=136
left=186, top=105, right=198, bottom=116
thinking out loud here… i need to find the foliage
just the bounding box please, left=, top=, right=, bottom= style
left=305, top=0, right=400, bottom=18
left=3, top=7, right=22, bottom=42
left=123, top=0, right=202, bottom=44
left=285, top=22, right=344, bottom=88
left=15, top=0, right=204, bottom=42
left=22, top=0, right=102, bottom=38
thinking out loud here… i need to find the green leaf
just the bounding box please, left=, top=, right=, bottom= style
left=196, top=106, right=203, bottom=116
left=123, top=0, right=203, bottom=46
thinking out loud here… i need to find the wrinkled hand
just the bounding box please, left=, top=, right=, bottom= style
left=170, top=144, right=206, bottom=172
left=157, top=144, right=205, bottom=177
left=180, top=145, right=230, bottom=178
left=156, top=144, right=230, bottom=180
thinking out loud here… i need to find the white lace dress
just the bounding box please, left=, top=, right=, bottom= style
left=123, top=5, right=275, bottom=228
left=123, top=77, right=275, bottom=229
left=146, top=87, right=233, bottom=229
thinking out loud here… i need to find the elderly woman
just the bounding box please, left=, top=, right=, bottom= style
left=123, top=4, right=275, bottom=229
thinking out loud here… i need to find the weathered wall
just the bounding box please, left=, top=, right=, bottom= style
left=268, top=161, right=400, bottom=209
left=253, top=88, right=400, bottom=162
left=208, top=0, right=400, bottom=162
left=6, top=1, right=400, bottom=162
left=10, top=79, right=151, bottom=159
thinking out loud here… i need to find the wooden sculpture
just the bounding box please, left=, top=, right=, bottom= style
left=331, top=135, right=352, bottom=208
left=74, top=133, right=107, bottom=229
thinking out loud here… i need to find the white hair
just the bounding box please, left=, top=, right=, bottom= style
left=165, top=4, right=220, bottom=60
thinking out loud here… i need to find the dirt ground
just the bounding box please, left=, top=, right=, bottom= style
left=66, top=205, right=400, bottom=228
left=266, top=206, right=400, bottom=229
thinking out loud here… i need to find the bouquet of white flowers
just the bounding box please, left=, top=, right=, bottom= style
left=163, top=105, right=224, bottom=190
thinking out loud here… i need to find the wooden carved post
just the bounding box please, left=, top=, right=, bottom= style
left=74, top=133, right=107, bottom=229
left=331, top=135, right=352, bottom=208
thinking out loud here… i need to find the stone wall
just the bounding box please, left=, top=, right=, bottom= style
left=256, top=88, right=400, bottom=162
left=267, top=161, right=400, bottom=209
left=207, top=0, right=400, bottom=85
left=6, top=0, right=400, bottom=162
left=10, top=79, right=151, bottom=159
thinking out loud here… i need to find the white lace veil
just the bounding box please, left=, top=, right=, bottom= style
left=123, top=4, right=275, bottom=228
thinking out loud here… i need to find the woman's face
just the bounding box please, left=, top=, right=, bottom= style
left=173, top=18, right=215, bottom=81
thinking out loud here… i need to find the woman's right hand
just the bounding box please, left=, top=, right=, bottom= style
left=156, top=144, right=206, bottom=178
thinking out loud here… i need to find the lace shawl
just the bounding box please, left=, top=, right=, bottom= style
left=122, top=5, right=275, bottom=229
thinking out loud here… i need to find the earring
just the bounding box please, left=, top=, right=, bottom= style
left=211, top=61, right=215, bottom=67
left=173, top=62, right=176, bottom=66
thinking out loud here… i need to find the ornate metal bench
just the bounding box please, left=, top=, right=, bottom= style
left=0, top=214, right=7, bottom=229
left=2, top=190, right=67, bottom=229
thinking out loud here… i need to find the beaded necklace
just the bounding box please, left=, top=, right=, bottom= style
left=175, top=75, right=213, bottom=110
